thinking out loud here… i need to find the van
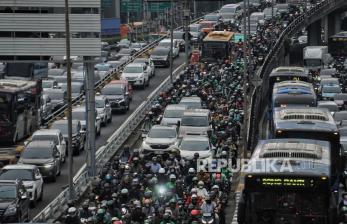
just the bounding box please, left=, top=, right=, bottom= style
left=179, top=109, right=211, bottom=137
left=303, top=46, right=329, bottom=71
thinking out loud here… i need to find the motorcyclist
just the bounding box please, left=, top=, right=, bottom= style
left=79, top=200, right=93, bottom=220
left=143, top=198, right=155, bottom=217
left=166, top=174, right=177, bottom=194
left=201, top=195, right=219, bottom=224
left=184, top=168, right=196, bottom=188
left=150, top=157, right=162, bottom=174
left=95, top=208, right=112, bottom=224
left=160, top=212, right=175, bottom=224
left=65, top=207, right=81, bottom=224
left=130, top=203, right=146, bottom=223
left=196, top=181, right=209, bottom=199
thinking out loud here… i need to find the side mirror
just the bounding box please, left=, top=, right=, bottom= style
left=105, top=103, right=111, bottom=108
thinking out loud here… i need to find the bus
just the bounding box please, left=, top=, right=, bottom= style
left=2, top=63, right=48, bottom=80
left=0, top=79, right=41, bottom=144
left=269, top=66, right=310, bottom=92
left=328, top=31, right=347, bottom=57
left=271, top=107, right=341, bottom=174
left=201, top=31, right=234, bottom=63
left=237, top=138, right=336, bottom=224
left=272, top=80, right=317, bottom=109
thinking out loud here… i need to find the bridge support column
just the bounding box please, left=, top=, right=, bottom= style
left=326, top=12, right=342, bottom=41
left=307, top=19, right=322, bottom=46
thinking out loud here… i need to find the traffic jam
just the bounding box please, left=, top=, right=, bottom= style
left=0, top=0, right=342, bottom=223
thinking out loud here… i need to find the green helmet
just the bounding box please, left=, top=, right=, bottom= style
left=97, top=208, right=105, bottom=215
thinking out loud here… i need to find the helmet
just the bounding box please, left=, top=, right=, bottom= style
left=188, top=168, right=195, bottom=174
left=192, top=177, right=198, bottom=182
left=82, top=200, right=89, bottom=209
left=198, top=181, right=204, bottom=186
left=121, top=188, right=128, bottom=195
left=97, top=208, right=105, bottom=215
left=68, top=207, right=77, bottom=215
left=191, top=188, right=197, bottom=194
left=159, top=168, right=166, bottom=174
left=192, top=194, right=197, bottom=198
left=144, top=199, right=151, bottom=205
left=169, top=174, right=176, bottom=179
left=212, top=185, right=219, bottom=190
left=191, top=209, right=200, bottom=216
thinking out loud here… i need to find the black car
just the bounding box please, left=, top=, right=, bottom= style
left=19, top=141, right=61, bottom=182
left=101, top=83, right=130, bottom=113
left=150, top=47, right=171, bottom=67
left=51, top=120, right=85, bottom=155
left=0, top=180, right=30, bottom=222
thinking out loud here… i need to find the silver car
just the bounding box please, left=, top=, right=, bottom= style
left=179, top=109, right=211, bottom=137
left=179, top=96, right=202, bottom=109
left=178, top=136, right=214, bottom=160
left=161, top=105, right=187, bottom=126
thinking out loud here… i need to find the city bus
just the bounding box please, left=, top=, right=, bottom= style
left=269, top=66, right=310, bottom=92
left=271, top=107, right=341, bottom=174
left=201, top=31, right=234, bottom=63
left=0, top=79, right=41, bottom=144
left=271, top=80, right=317, bottom=109
left=328, top=31, right=347, bottom=57
left=2, top=63, right=48, bottom=80
left=237, top=138, right=336, bottom=224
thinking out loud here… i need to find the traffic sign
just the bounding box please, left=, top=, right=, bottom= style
left=148, top=2, right=172, bottom=12
left=121, top=0, right=142, bottom=13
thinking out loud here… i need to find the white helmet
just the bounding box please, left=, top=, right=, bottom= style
left=159, top=168, right=166, bottom=174
left=188, top=168, right=195, bottom=174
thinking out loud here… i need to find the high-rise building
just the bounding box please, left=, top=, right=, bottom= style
left=101, top=0, right=121, bottom=37
left=0, top=0, right=101, bottom=61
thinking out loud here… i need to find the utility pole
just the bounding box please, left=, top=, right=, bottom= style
left=85, top=57, right=96, bottom=177
left=271, top=0, right=274, bottom=19
left=170, top=0, right=174, bottom=83
left=243, top=0, right=249, bottom=159
left=193, top=0, right=197, bottom=19
left=64, top=0, right=74, bottom=201
left=183, top=0, right=190, bottom=65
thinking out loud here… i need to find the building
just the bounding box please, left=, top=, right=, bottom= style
left=0, top=0, right=101, bottom=61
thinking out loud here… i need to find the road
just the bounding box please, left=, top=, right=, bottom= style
left=29, top=54, right=186, bottom=218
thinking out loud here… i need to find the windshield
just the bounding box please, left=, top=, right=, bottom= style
left=173, top=33, right=184, bottom=39
left=32, top=134, right=59, bottom=145
left=304, top=59, right=321, bottom=67
left=204, top=15, right=219, bottom=21
left=120, top=39, right=129, bottom=44
left=48, top=69, right=64, bottom=76
left=322, top=86, right=341, bottom=93
left=179, top=101, right=202, bottom=109
left=181, top=116, right=209, bottom=126
left=101, top=86, right=123, bottom=95
left=153, top=49, right=169, bottom=56
left=189, top=26, right=200, bottom=32
left=220, top=7, right=236, bottom=13
left=180, top=140, right=209, bottom=151
left=340, top=128, right=347, bottom=136
left=119, top=49, right=131, bottom=54
left=72, top=111, right=86, bottom=120
left=95, top=99, right=105, bottom=108
left=0, top=93, right=12, bottom=117
left=131, top=43, right=141, bottom=48
left=158, top=42, right=171, bottom=48
left=42, top=81, right=53, bottom=88
left=60, top=84, right=81, bottom=93
left=46, top=91, right=64, bottom=100
left=148, top=128, right=177, bottom=138
left=124, top=66, right=143, bottom=73
left=51, top=123, right=77, bottom=135
left=164, top=109, right=184, bottom=118
left=0, top=185, right=16, bottom=199
left=334, top=113, right=347, bottom=121
left=96, top=65, right=110, bottom=71
left=0, top=169, right=33, bottom=181
left=22, top=148, right=52, bottom=159
left=276, top=4, right=288, bottom=10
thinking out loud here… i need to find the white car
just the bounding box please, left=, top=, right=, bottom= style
left=158, top=39, right=180, bottom=58
left=31, top=129, right=67, bottom=163
left=95, top=95, right=112, bottom=126
left=161, top=104, right=187, bottom=126
left=0, top=164, right=44, bottom=205
left=121, top=63, right=150, bottom=89
left=140, top=125, right=179, bottom=156
left=133, top=58, right=155, bottom=77
left=178, top=136, right=214, bottom=160
left=71, top=106, right=102, bottom=136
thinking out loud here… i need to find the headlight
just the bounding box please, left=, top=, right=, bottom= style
left=44, top=162, right=54, bottom=168
left=4, top=206, right=16, bottom=215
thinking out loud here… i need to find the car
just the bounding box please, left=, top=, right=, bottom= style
left=130, top=42, right=146, bottom=52
left=121, top=63, right=150, bottom=89
left=52, top=75, right=67, bottom=85
left=150, top=47, right=171, bottom=67
left=333, top=111, right=347, bottom=126
left=158, top=39, right=180, bottom=58
left=95, top=63, right=114, bottom=79
left=31, top=129, right=67, bottom=163
left=101, top=83, right=130, bottom=113
left=133, top=58, right=155, bottom=77
left=189, top=24, right=205, bottom=43
left=107, top=61, right=123, bottom=71
left=275, top=3, right=289, bottom=15
left=0, top=164, right=43, bottom=206
left=172, top=31, right=186, bottom=52
left=48, top=68, right=65, bottom=77
left=51, top=119, right=85, bottom=155
left=95, top=95, right=112, bottom=125
left=42, top=79, right=58, bottom=91
left=317, top=101, right=339, bottom=115
left=71, top=70, right=101, bottom=84
left=179, top=109, right=211, bottom=137
left=203, top=13, right=222, bottom=26
left=321, top=84, right=342, bottom=100
left=320, top=68, right=338, bottom=78
left=0, top=180, right=30, bottom=222
left=140, top=125, right=179, bottom=156
left=117, top=39, right=131, bottom=49
left=161, top=104, right=187, bottom=126
left=250, top=12, right=265, bottom=26
left=19, top=141, right=61, bottom=182
left=43, top=89, right=66, bottom=111
left=199, top=21, right=215, bottom=34
left=178, top=136, right=214, bottom=160
left=115, top=48, right=136, bottom=59
left=263, top=7, right=278, bottom=20
left=40, top=94, right=52, bottom=119
left=179, top=96, right=202, bottom=109
left=110, top=80, right=133, bottom=100
left=71, top=106, right=101, bottom=136
left=340, top=127, right=347, bottom=156
left=59, top=82, right=84, bottom=99
left=219, top=4, right=242, bottom=23
left=118, top=55, right=132, bottom=63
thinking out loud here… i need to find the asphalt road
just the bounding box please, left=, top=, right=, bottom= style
left=29, top=54, right=186, bottom=218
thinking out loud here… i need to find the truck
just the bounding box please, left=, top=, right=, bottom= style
left=303, top=46, right=328, bottom=71
left=2, top=62, right=48, bottom=80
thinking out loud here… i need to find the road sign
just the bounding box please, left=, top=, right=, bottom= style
left=148, top=2, right=172, bottom=12
left=121, top=0, right=142, bottom=13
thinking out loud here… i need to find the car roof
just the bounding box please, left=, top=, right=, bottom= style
left=222, top=3, right=239, bottom=8
left=153, top=47, right=170, bottom=52
left=72, top=106, right=86, bottom=112
left=33, top=129, right=60, bottom=135
left=52, top=119, right=80, bottom=125
left=110, top=80, right=129, bottom=85
left=3, top=164, right=36, bottom=170
left=27, top=140, right=56, bottom=149
left=0, top=180, right=20, bottom=185
left=180, top=96, right=201, bottom=102
left=183, top=109, right=209, bottom=116
left=126, top=63, right=145, bottom=67
left=151, top=125, right=177, bottom=130
left=165, top=104, right=187, bottom=110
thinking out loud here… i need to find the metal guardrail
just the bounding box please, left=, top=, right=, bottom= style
left=32, top=14, right=209, bottom=221
left=247, top=0, right=347, bottom=150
